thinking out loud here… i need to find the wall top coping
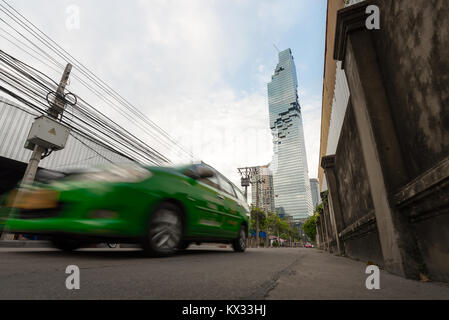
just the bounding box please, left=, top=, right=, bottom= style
left=334, top=0, right=376, bottom=63
left=395, top=156, right=449, bottom=206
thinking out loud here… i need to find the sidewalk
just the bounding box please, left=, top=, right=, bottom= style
left=266, top=249, right=449, bottom=300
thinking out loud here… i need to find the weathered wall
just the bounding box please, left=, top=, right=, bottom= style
left=369, top=0, right=449, bottom=282
left=335, top=103, right=373, bottom=226
left=373, top=0, right=449, bottom=179
left=325, top=0, right=449, bottom=281
left=334, top=102, right=383, bottom=265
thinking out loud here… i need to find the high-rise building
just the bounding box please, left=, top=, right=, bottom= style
left=310, top=178, right=321, bottom=211
left=268, top=48, right=313, bottom=221
left=250, top=165, right=275, bottom=214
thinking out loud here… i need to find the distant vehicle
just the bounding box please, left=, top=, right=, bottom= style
left=2, top=162, right=250, bottom=256
left=304, top=243, right=313, bottom=248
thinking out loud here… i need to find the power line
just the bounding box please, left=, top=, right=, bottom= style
left=1, top=0, right=195, bottom=162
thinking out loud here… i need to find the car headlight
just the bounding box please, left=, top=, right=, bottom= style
left=6, top=189, right=59, bottom=209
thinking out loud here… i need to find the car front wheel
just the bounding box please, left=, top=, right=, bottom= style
left=142, top=203, right=183, bottom=256
left=232, top=225, right=247, bottom=252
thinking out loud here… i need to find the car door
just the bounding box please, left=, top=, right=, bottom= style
left=216, top=174, right=243, bottom=238
left=192, top=166, right=227, bottom=237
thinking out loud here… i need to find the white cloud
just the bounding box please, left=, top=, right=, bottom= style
left=1, top=0, right=322, bottom=189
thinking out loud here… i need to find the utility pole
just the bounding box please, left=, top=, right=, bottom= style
left=238, top=166, right=260, bottom=247
left=237, top=167, right=251, bottom=201
left=253, top=172, right=266, bottom=248
left=238, top=166, right=270, bottom=248
left=1, top=64, right=72, bottom=241
left=22, top=64, right=72, bottom=186
left=254, top=168, right=260, bottom=248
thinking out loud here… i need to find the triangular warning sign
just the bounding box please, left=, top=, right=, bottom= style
left=48, top=128, right=56, bottom=135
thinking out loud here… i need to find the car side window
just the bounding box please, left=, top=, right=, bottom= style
left=218, top=174, right=236, bottom=197
left=197, top=166, right=220, bottom=190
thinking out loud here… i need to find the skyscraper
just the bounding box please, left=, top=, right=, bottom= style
left=250, top=165, right=275, bottom=214
left=310, top=178, right=321, bottom=211
left=268, top=48, right=313, bottom=221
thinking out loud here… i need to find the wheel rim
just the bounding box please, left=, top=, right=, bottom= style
left=150, top=209, right=182, bottom=251
left=239, top=229, right=246, bottom=249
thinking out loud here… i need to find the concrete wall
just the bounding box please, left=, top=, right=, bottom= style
left=335, top=103, right=373, bottom=226
left=372, top=0, right=449, bottom=179
left=334, top=103, right=383, bottom=265
left=372, top=0, right=449, bottom=282
left=319, top=0, right=449, bottom=282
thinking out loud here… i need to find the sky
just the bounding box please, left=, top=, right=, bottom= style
left=2, top=0, right=327, bottom=190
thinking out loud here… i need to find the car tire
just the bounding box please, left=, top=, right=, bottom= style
left=141, top=203, right=183, bottom=257
left=51, top=238, right=82, bottom=252
left=232, top=225, right=247, bottom=252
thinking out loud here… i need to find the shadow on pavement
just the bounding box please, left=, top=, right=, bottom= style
left=3, top=247, right=236, bottom=260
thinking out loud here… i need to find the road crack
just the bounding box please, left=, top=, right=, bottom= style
left=240, top=251, right=303, bottom=300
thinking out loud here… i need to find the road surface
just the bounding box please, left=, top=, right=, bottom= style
left=1, top=246, right=449, bottom=299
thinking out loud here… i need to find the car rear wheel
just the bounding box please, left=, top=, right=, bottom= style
left=51, top=238, right=82, bottom=252
left=232, top=225, right=247, bottom=252
left=142, top=203, right=183, bottom=256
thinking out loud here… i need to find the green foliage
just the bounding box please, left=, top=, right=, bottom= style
left=250, top=206, right=266, bottom=232
left=250, top=207, right=303, bottom=245
left=302, top=213, right=318, bottom=242
left=316, top=202, right=324, bottom=216
left=320, top=191, right=328, bottom=207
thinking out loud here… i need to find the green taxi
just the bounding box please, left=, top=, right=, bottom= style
left=2, top=162, right=250, bottom=256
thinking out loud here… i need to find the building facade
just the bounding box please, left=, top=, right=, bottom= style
left=317, top=0, right=449, bottom=282
left=268, top=49, right=313, bottom=221
left=309, top=178, right=321, bottom=211
left=250, top=165, right=275, bottom=214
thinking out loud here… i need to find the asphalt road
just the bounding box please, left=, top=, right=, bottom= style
left=1, top=246, right=449, bottom=300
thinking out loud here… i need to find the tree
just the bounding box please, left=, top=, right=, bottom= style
left=250, top=206, right=266, bottom=246
left=250, top=207, right=266, bottom=231
left=264, top=212, right=302, bottom=247
left=303, top=212, right=319, bottom=242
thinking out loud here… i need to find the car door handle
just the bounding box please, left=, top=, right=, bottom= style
left=217, top=194, right=224, bottom=200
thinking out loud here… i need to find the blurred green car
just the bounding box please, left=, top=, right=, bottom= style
left=2, top=162, right=250, bottom=255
